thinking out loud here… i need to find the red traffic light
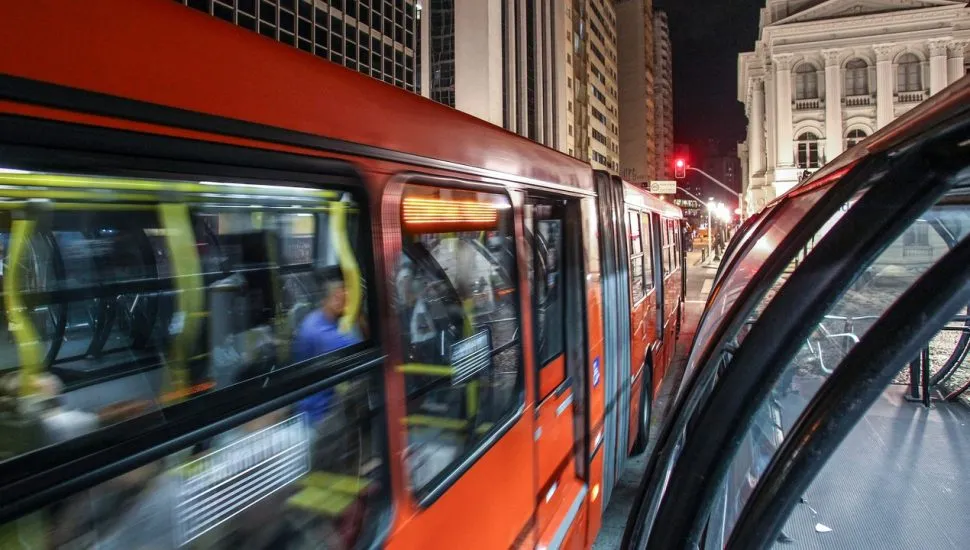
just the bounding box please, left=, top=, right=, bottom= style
left=674, top=158, right=686, bottom=179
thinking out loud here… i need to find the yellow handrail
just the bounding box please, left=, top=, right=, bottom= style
left=329, top=200, right=361, bottom=335
left=158, top=203, right=204, bottom=398
left=3, top=218, right=43, bottom=397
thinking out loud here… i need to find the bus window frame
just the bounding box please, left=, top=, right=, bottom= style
left=627, top=207, right=648, bottom=307
left=0, top=127, right=388, bottom=535
left=380, top=171, right=527, bottom=509
left=528, top=197, right=569, bottom=371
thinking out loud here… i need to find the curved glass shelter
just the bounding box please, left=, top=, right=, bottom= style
left=624, top=75, right=970, bottom=550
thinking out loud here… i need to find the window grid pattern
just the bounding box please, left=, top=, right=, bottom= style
left=430, top=0, right=456, bottom=106
left=177, top=0, right=418, bottom=93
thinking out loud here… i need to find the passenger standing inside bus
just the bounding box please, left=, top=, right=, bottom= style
left=293, top=267, right=360, bottom=468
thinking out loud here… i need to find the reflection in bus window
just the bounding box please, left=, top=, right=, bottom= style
left=1, top=368, right=386, bottom=550
left=707, top=202, right=970, bottom=547
left=531, top=204, right=565, bottom=367
left=393, top=185, right=522, bottom=492
left=0, top=171, right=367, bottom=464
left=629, top=210, right=646, bottom=303
left=641, top=213, right=655, bottom=292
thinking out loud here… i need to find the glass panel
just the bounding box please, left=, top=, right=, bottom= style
left=629, top=211, right=645, bottom=304
left=641, top=213, right=655, bottom=292
left=682, top=186, right=835, bottom=386
left=0, top=370, right=387, bottom=549
left=531, top=203, right=565, bottom=366
left=708, top=201, right=970, bottom=547
left=629, top=210, right=643, bottom=256
left=0, top=171, right=367, bottom=464
left=393, top=185, right=522, bottom=493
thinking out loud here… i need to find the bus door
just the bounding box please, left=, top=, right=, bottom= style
left=525, top=195, right=589, bottom=549
left=387, top=183, right=533, bottom=549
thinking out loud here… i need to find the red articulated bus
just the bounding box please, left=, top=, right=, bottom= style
left=0, top=2, right=684, bottom=548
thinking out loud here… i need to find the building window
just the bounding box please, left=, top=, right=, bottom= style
left=794, top=63, right=818, bottom=100
left=430, top=0, right=456, bottom=108
left=526, top=0, right=538, bottom=140
left=844, top=59, right=869, bottom=96
left=896, top=53, right=922, bottom=93
left=845, top=128, right=868, bottom=148
left=591, top=129, right=609, bottom=146
left=795, top=132, right=822, bottom=169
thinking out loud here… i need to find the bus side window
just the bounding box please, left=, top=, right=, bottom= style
left=628, top=210, right=646, bottom=303
left=641, top=212, right=655, bottom=292
left=392, top=184, right=523, bottom=494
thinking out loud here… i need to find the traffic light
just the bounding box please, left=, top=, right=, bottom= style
left=674, top=158, right=686, bottom=179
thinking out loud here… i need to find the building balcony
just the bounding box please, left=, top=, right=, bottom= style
left=896, top=90, right=928, bottom=104
left=843, top=94, right=872, bottom=107
left=793, top=98, right=821, bottom=110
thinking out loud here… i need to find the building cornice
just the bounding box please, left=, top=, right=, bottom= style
left=762, top=5, right=967, bottom=40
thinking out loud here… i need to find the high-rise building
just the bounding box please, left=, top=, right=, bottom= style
left=616, top=0, right=656, bottom=185
left=176, top=0, right=421, bottom=93
left=578, top=0, right=620, bottom=172
left=654, top=10, right=673, bottom=179
left=422, top=0, right=563, bottom=150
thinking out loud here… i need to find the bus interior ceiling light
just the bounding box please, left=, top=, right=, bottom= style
left=402, top=196, right=499, bottom=231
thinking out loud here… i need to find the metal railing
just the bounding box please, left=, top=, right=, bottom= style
left=905, top=314, right=970, bottom=406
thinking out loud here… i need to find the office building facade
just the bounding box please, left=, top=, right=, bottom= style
left=176, top=0, right=421, bottom=93
left=573, top=0, right=620, bottom=172
left=420, top=0, right=564, bottom=150
left=616, top=0, right=656, bottom=184
left=654, top=10, right=673, bottom=179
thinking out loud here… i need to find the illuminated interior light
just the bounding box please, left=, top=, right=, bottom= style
left=402, top=196, right=499, bottom=229
left=592, top=484, right=600, bottom=501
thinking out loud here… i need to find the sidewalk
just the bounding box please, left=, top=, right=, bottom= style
left=688, top=247, right=722, bottom=269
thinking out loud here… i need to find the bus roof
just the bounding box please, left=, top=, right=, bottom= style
left=0, top=0, right=594, bottom=193
left=624, top=181, right=683, bottom=218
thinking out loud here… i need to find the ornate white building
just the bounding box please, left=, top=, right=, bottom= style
left=738, top=0, right=970, bottom=215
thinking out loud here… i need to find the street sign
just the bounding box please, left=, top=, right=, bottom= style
left=650, top=180, right=677, bottom=195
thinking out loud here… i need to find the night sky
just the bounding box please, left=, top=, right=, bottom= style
left=655, top=0, right=763, bottom=157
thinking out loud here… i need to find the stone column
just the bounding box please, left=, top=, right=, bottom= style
left=929, top=39, right=949, bottom=95
left=948, top=40, right=967, bottom=85
left=773, top=53, right=795, bottom=168
left=748, top=76, right=765, bottom=176
left=822, top=49, right=843, bottom=162
left=765, top=67, right=777, bottom=171
left=874, top=44, right=895, bottom=129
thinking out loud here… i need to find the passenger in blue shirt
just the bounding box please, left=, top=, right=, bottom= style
left=293, top=267, right=361, bottom=425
